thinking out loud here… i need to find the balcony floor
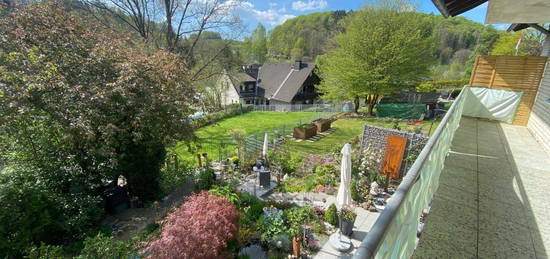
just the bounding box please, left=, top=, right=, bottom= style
left=413, top=117, right=550, bottom=258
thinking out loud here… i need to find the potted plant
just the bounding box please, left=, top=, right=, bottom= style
left=338, top=207, right=357, bottom=236
left=313, top=119, right=332, bottom=133
left=293, top=123, right=317, bottom=140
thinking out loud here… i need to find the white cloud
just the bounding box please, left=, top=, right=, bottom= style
left=268, top=2, right=278, bottom=7
left=291, top=0, right=327, bottom=11
left=251, top=9, right=295, bottom=26
left=231, top=1, right=295, bottom=26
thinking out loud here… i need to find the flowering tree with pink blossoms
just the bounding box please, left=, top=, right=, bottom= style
left=146, top=191, right=240, bottom=258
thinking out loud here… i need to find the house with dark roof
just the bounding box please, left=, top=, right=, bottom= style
left=225, top=61, right=320, bottom=105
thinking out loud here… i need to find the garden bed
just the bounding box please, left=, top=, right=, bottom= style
left=313, top=119, right=332, bottom=133
left=293, top=124, right=317, bottom=140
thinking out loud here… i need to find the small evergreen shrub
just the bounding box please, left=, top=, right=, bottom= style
left=76, top=233, right=134, bottom=259
left=324, top=204, right=339, bottom=226
left=196, top=167, right=215, bottom=191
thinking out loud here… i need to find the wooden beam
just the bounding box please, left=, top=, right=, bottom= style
left=528, top=24, right=550, bottom=35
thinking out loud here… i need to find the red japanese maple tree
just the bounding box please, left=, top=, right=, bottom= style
left=146, top=191, right=240, bottom=258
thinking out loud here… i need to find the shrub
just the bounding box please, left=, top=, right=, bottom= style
left=311, top=220, right=327, bottom=235
left=238, top=225, right=257, bottom=247
left=146, top=192, right=239, bottom=258
left=257, top=208, right=286, bottom=243
left=210, top=185, right=240, bottom=206
left=0, top=167, right=103, bottom=258
left=324, top=204, right=339, bottom=227
left=284, top=206, right=315, bottom=237
left=231, top=156, right=240, bottom=165
left=26, top=243, right=64, bottom=259
left=338, top=207, right=357, bottom=222
left=76, top=233, right=134, bottom=259
left=196, top=167, right=215, bottom=191
left=314, top=163, right=337, bottom=178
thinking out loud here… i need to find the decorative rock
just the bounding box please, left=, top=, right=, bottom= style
left=238, top=244, right=266, bottom=259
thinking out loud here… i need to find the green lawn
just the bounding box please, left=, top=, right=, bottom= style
left=173, top=111, right=441, bottom=164
left=284, top=117, right=441, bottom=155
left=173, top=111, right=324, bottom=164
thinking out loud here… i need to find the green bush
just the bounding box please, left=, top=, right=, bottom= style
left=76, top=233, right=134, bottom=259
left=315, top=163, right=337, bottom=178
left=268, top=150, right=303, bottom=176
left=0, top=167, right=103, bottom=258
left=210, top=185, right=240, bottom=206
left=324, top=204, right=339, bottom=227
left=25, top=243, right=64, bottom=259
left=257, top=208, right=286, bottom=243
left=196, top=167, right=215, bottom=191
left=311, top=220, right=327, bottom=235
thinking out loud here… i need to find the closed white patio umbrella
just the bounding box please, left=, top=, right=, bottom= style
left=262, top=133, right=269, bottom=159
left=336, top=143, right=352, bottom=209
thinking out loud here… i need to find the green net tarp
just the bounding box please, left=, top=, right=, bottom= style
left=376, top=104, right=427, bottom=119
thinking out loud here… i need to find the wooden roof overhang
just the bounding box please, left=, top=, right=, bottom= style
left=431, top=0, right=488, bottom=17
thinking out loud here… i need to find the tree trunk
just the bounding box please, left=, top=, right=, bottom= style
left=164, top=0, right=175, bottom=50
left=365, top=95, right=378, bottom=116
left=353, top=96, right=360, bottom=113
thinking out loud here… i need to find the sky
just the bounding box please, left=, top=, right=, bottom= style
left=232, top=0, right=503, bottom=32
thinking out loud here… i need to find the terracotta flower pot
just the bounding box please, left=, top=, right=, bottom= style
left=292, top=236, right=301, bottom=257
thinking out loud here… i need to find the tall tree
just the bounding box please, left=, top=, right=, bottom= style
left=85, top=0, right=243, bottom=81
left=492, top=30, right=544, bottom=56
left=291, top=37, right=306, bottom=60
left=317, top=7, right=434, bottom=114
left=251, top=23, right=267, bottom=63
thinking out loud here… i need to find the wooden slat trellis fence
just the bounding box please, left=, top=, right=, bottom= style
left=469, top=55, right=547, bottom=125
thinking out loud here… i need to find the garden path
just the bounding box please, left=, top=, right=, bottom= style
left=102, top=178, right=195, bottom=241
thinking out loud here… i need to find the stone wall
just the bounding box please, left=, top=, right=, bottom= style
left=360, top=125, right=428, bottom=177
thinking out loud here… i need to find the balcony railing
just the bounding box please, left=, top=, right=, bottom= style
left=353, top=86, right=523, bottom=258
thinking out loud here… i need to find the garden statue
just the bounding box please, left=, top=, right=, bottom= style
left=370, top=181, right=380, bottom=195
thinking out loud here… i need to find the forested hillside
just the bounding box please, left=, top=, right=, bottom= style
left=261, top=11, right=500, bottom=82
left=268, top=10, right=348, bottom=61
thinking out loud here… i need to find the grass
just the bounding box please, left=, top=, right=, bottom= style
left=173, top=111, right=325, bottom=163
left=284, top=117, right=441, bottom=155
left=173, top=111, right=441, bottom=164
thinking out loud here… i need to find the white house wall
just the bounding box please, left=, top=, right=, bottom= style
left=218, top=72, right=241, bottom=106
left=527, top=37, right=550, bottom=155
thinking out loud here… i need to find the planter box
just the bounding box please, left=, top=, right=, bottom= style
left=314, top=119, right=332, bottom=132
left=293, top=124, right=317, bottom=139
left=339, top=217, right=355, bottom=236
